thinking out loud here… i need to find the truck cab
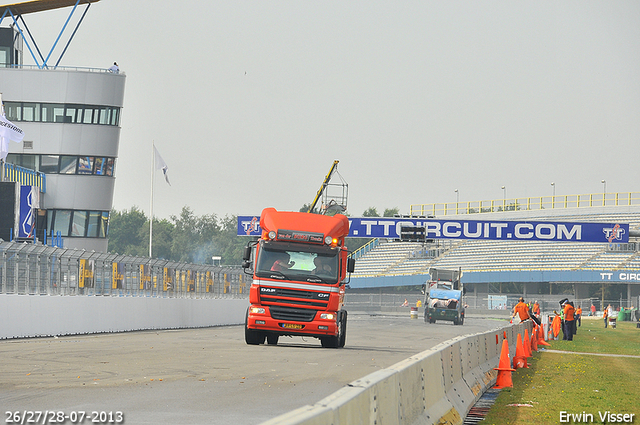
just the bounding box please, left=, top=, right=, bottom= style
left=422, top=267, right=465, bottom=325
left=242, top=208, right=354, bottom=348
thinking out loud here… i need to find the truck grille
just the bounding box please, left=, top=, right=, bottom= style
left=260, top=286, right=330, bottom=309
left=269, top=306, right=317, bottom=322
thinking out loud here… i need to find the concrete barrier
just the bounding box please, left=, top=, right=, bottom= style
left=0, top=294, right=248, bottom=339
left=261, top=320, right=533, bottom=425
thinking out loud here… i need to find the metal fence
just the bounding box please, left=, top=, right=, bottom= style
left=0, top=240, right=249, bottom=298
left=410, top=191, right=640, bottom=217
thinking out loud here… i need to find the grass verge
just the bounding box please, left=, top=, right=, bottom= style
left=480, top=319, right=640, bottom=424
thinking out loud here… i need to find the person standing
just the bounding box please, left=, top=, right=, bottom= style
left=604, top=305, right=609, bottom=328
left=562, top=301, right=575, bottom=341
left=576, top=306, right=582, bottom=327
left=532, top=301, right=541, bottom=317
left=590, top=303, right=596, bottom=317
left=511, top=297, right=530, bottom=323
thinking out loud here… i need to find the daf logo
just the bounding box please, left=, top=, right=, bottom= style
left=317, top=293, right=329, bottom=298
left=261, top=288, right=276, bottom=293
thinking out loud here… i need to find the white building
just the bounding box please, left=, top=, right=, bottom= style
left=1, top=1, right=125, bottom=252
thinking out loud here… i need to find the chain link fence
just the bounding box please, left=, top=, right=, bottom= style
left=0, top=240, right=250, bottom=298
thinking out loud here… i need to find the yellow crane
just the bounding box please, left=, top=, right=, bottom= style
left=308, top=160, right=348, bottom=215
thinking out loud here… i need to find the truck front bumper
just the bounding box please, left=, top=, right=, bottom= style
left=247, top=305, right=339, bottom=337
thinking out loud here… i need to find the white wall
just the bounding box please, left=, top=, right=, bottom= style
left=0, top=294, right=248, bottom=339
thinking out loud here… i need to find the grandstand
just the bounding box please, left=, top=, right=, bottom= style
left=350, top=195, right=640, bottom=305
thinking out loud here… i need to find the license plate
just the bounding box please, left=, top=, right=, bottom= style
left=281, top=323, right=303, bottom=330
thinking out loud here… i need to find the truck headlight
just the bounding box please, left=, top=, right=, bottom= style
left=251, top=307, right=265, bottom=314
left=320, top=313, right=335, bottom=320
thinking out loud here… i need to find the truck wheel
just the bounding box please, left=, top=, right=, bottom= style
left=245, top=308, right=265, bottom=345
left=460, top=315, right=464, bottom=325
left=453, top=317, right=459, bottom=325
left=321, top=312, right=345, bottom=348
left=266, top=334, right=279, bottom=345
left=338, top=312, right=347, bottom=348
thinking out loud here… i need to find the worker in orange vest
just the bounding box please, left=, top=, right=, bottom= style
left=575, top=306, right=582, bottom=328
left=511, top=297, right=530, bottom=323
left=532, top=301, right=541, bottom=317
left=562, top=300, right=575, bottom=341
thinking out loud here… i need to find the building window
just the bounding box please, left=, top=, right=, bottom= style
left=71, top=210, right=87, bottom=236
left=4, top=153, right=116, bottom=177
left=3, top=101, right=121, bottom=126
left=78, top=156, right=94, bottom=174
left=47, top=210, right=110, bottom=238
left=60, top=156, right=77, bottom=174
left=52, top=210, right=72, bottom=237
left=40, top=155, right=60, bottom=173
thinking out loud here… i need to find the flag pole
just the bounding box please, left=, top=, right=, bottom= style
left=149, top=141, right=154, bottom=258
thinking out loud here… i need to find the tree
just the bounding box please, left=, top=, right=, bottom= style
left=362, top=207, right=379, bottom=217
left=383, top=208, right=399, bottom=217
left=108, top=207, right=148, bottom=256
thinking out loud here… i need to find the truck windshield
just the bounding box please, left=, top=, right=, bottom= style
left=256, top=241, right=339, bottom=284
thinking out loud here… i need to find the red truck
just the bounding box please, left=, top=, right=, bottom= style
left=242, top=208, right=354, bottom=348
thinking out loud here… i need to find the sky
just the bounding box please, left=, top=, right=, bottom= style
left=14, top=1, right=640, bottom=220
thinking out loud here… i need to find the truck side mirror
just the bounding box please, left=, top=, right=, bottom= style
left=242, top=260, right=252, bottom=269
left=242, top=245, right=252, bottom=262
left=347, top=258, right=355, bottom=273
left=420, top=284, right=426, bottom=295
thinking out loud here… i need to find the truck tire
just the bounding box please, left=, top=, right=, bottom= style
left=460, top=315, right=464, bottom=325
left=321, top=312, right=345, bottom=348
left=245, top=308, right=265, bottom=345
left=266, top=334, right=279, bottom=345
left=453, top=317, right=459, bottom=325
left=338, top=311, right=347, bottom=348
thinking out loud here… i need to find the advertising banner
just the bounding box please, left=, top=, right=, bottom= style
left=78, top=259, right=95, bottom=288
left=163, top=267, right=174, bottom=291
left=139, top=264, right=151, bottom=290
left=112, top=262, right=124, bottom=289
left=18, top=185, right=38, bottom=238
left=237, top=215, right=629, bottom=244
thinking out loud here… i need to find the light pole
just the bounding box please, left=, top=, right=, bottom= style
left=455, top=189, right=459, bottom=204
left=551, top=182, right=555, bottom=208
left=501, top=186, right=506, bottom=200
left=601, top=179, right=606, bottom=194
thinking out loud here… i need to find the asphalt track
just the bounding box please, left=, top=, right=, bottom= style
left=1, top=313, right=507, bottom=425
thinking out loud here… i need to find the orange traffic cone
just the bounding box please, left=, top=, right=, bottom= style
left=538, top=323, right=551, bottom=346
left=531, top=328, right=538, bottom=352
left=523, top=329, right=532, bottom=358
left=512, top=333, right=528, bottom=369
left=494, top=339, right=515, bottom=389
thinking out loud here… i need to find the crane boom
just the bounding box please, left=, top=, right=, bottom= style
left=308, top=160, right=339, bottom=214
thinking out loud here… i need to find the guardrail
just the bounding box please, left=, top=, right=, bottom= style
left=262, top=320, right=532, bottom=425
left=410, top=192, right=640, bottom=217
left=5, top=64, right=124, bottom=74
left=1, top=163, right=46, bottom=192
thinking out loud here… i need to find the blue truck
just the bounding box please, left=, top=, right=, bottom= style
left=422, top=268, right=465, bottom=325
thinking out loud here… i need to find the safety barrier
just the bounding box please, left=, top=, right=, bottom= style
left=261, top=321, right=532, bottom=425
left=0, top=240, right=247, bottom=298
left=0, top=240, right=251, bottom=338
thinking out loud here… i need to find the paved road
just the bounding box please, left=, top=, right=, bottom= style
left=0, top=313, right=507, bottom=425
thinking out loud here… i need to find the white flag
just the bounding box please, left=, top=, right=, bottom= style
left=153, top=145, right=171, bottom=185
left=0, top=105, right=25, bottom=162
